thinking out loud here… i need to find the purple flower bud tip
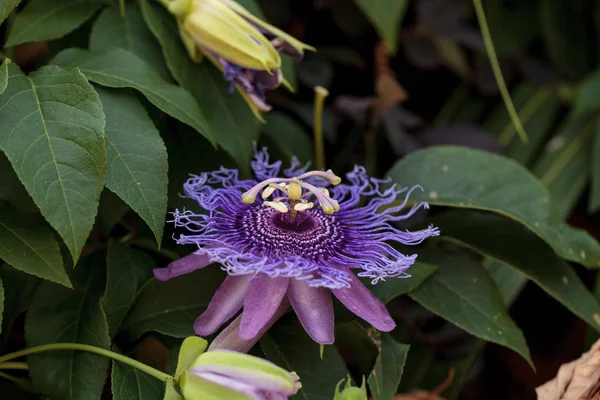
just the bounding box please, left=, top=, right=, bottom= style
left=154, top=146, right=439, bottom=348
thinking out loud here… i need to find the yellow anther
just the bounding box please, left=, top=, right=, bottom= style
left=287, top=179, right=302, bottom=201
left=261, top=185, right=277, bottom=199
left=331, top=199, right=340, bottom=212
left=294, top=202, right=314, bottom=212
left=326, top=169, right=342, bottom=185
left=264, top=201, right=288, bottom=213
left=242, top=193, right=256, bottom=204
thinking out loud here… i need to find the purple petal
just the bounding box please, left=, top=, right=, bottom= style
left=287, top=280, right=334, bottom=344
left=331, top=272, right=395, bottom=331
left=194, top=275, right=252, bottom=336
left=153, top=253, right=211, bottom=281
left=240, top=277, right=290, bottom=340
left=209, top=298, right=290, bottom=353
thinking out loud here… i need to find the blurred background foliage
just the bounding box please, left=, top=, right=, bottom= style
left=2, top=0, right=600, bottom=399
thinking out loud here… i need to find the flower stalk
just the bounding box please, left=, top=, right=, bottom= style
left=0, top=343, right=173, bottom=384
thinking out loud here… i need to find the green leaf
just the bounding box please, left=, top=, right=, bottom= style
left=368, top=333, right=409, bottom=400
left=539, top=0, right=591, bottom=81
left=97, top=88, right=168, bottom=244
left=367, top=263, right=437, bottom=305
left=0, top=203, right=69, bottom=287
left=592, top=125, right=600, bottom=213
left=102, top=240, right=154, bottom=337
left=50, top=48, right=213, bottom=144
left=409, top=250, right=532, bottom=366
left=0, top=265, right=39, bottom=346
left=0, top=59, right=9, bottom=94
left=140, top=0, right=258, bottom=170
left=352, top=0, right=409, bottom=54
left=112, top=359, right=164, bottom=400
left=487, top=260, right=527, bottom=306
left=90, top=4, right=171, bottom=80
left=120, top=267, right=225, bottom=340
left=432, top=210, right=600, bottom=333
left=6, top=0, right=102, bottom=47
left=0, top=0, right=20, bottom=25
left=260, top=315, right=350, bottom=400
left=26, top=255, right=110, bottom=400
left=532, top=113, right=595, bottom=217
left=0, top=63, right=106, bottom=263
left=387, top=146, right=600, bottom=268
left=263, top=112, right=312, bottom=163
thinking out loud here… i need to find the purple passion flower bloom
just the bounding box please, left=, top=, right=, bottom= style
left=172, top=336, right=300, bottom=400
left=153, top=148, right=439, bottom=350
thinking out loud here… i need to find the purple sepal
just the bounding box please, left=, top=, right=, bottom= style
left=240, top=277, right=290, bottom=340
left=288, top=279, right=334, bottom=344
left=209, top=298, right=290, bottom=353
left=194, top=275, right=252, bottom=336
left=153, top=253, right=211, bottom=281
left=331, top=272, right=396, bottom=332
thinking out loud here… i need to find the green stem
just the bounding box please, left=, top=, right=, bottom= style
left=313, top=86, right=329, bottom=170
left=0, top=344, right=173, bottom=384
left=0, top=362, right=28, bottom=370
left=472, top=0, right=528, bottom=144
left=118, top=0, right=126, bottom=17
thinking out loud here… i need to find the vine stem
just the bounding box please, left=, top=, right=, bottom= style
left=313, top=86, right=329, bottom=170
left=0, top=344, right=173, bottom=384
left=472, top=0, right=528, bottom=144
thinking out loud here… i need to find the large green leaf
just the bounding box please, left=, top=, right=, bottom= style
left=0, top=265, right=39, bottom=346
left=0, top=0, right=20, bottom=25
left=409, top=250, right=532, bottom=366
left=90, top=4, right=171, bottom=80
left=387, top=146, right=600, bottom=268
left=25, top=256, right=110, bottom=400
left=97, top=88, right=168, bottom=244
left=353, top=0, right=409, bottom=54
left=0, top=63, right=106, bottom=263
left=102, top=240, right=154, bottom=337
left=111, top=359, right=164, bottom=400
left=260, top=316, right=349, bottom=400
left=50, top=48, right=213, bottom=144
left=120, top=267, right=224, bottom=340
left=432, top=210, right=600, bottom=333
left=6, top=0, right=102, bottom=47
left=532, top=113, right=595, bottom=216
left=367, top=263, right=437, bottom=305
left=0, top=203, right=69, bottom=286
left=368, top=333, right=409, bottom=400
left=0, top=59, right=9, bottom=94
left=140, top=0, right=258, bottom=170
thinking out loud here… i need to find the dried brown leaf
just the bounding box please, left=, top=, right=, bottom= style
left=536, top=338, right=600, bottom=400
